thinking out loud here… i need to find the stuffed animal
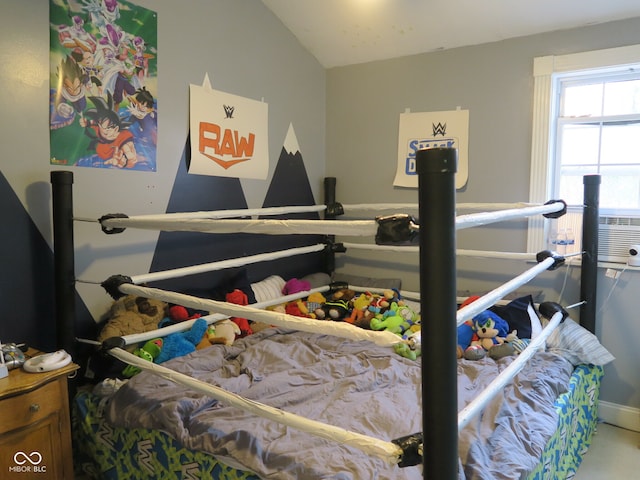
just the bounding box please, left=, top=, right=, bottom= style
left=394, top=341, right=421, bottom=361
left=197, top=320, right=241, bottom=349
left=168, top=305, right=202, bottom=323
left=98, top=295, right=168, bottom=342
left=314, top=289, right=356, bottom=321
left=282, top=278, right=312, bottom=295
left=346, top=292, right=374, bottom=324
left=464, top=311, right=516, bottom=360
left=122, top=338, right=163, bottom=377
left=155, top=318, right=208, bottom=364
left=370, top=305, right=411, bottom=335
left=225, top=289, right=253, bottom=337
left=305, top=292, right=327, bottom=318
left=285, top=300, right=310, bottom=317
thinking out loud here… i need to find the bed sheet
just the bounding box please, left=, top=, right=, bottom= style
left=90, top=327, right=581, bottom=480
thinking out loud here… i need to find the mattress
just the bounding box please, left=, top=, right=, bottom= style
left=72, top=328, right=603, bottom=480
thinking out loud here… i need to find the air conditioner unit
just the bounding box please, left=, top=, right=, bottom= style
left=598, top=216, right=640, bottom=263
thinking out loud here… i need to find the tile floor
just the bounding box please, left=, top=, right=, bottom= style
left=573, top=422, right=640, bottom=479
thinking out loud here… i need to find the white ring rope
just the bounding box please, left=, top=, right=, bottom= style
left=97, top=202, right=565, bottom=236
left=107, top=346, right=403, bottom=465
left=100, top=217, right=378, bottom=236
left=457, top=310, right=565, bottom=431
left=79, top=202, right=553, bottom=224
left=114, top=283, right=404, bottom=347
left=128, top=244, right=326, bottom=284
left=455, top=202, right=564, bottom=230
left=76, top=205, right=327, bottom=224
left=341, top=242, right=537, bottom=260
left=337, top=202, right=547, bottom=214
left=456, top=256, right=557, bottom=326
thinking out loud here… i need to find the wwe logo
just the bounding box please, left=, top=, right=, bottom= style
left=432, top=122, right=447, bottom=136
left=223, top=105, right=235, bottom=118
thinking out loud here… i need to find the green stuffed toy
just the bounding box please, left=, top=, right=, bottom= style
left=122, top=338, right=163, bottom=377
left=394, top=341, right=421, bottom=361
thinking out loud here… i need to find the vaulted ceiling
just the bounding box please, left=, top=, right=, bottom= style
left=262, top=0, right=640, bottom=68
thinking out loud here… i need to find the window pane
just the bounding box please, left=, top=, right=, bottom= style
left=562, top=83, right=603, bottom=117
left=600, top=122, right=640, bottom=165
left=559, top=123, right=600, bottom=166
left=558, top=167, right=591, bottom=205
left=598, top=165, right=640, bottom=210
left=603, top=79, right=640, bottom=116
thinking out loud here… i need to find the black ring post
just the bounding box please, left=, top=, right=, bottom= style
left=417, top=147, right=458, bottom=479
left=580, top=175, right=600, bottom=333
left=51, top=170, right=76, bottom=357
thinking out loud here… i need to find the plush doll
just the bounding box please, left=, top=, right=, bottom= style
left=464, top=311, right=516, bottom=360
left=98, top=295, right=168, bottom=342
left=197, top=320, right=241, bottom=349
left=394, top=341, right=421, bottom=361
left=314, top=289, right=356, bottom=321
left=155, top=318, right=208, bottom=364
left=285, top=300, right=310, bottom=317
left=168, top=305, right=201, bottom=323
left=225, top=289, right=253, bottom=337
left=457, top=320, right=475, bottom=359
left=122, top=338, right=163, bottom=377
left=282, top=278, right=312, bottom=295
left=305, top=292, right=327, bottom=318
left=370, top=307, right=411, bottom=335
left=346, top=292, right=374, bottom=324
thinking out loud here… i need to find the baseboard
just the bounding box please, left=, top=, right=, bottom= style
left=598, top=400, right=640, bottom=432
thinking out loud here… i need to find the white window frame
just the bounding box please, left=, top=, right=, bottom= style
left=528, top=44, right=640, bottom=257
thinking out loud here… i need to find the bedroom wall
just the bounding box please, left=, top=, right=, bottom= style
left=0, top=1, right=326, bottom=349
left=326, top=18, right=640, bottom=430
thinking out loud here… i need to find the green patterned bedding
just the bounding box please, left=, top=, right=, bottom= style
left=72, top=392, right=259, bottom=480
left=72, top=364, right=603, bottom=479
left=527, top=365, right=603, bottom=480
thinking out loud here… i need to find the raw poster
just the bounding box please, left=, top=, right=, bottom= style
left=189, top=84, right=269, bottom=180
left=49, top=0, right=158, bottom=171
left=394, top=110, right=469, bottom=189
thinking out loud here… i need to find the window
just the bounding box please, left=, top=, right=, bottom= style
left=529, top=45, right=640, bottom=263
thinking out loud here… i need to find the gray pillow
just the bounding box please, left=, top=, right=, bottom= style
left=546, top=318, right=615, bottom=366
left=331, top=273, right=402, bottom=290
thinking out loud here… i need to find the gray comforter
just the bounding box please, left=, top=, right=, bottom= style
left=106, top=327, right=574, bottom=479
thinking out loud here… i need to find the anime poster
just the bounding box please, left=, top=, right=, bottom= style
left=189, top=82, right=269, bottom=179
left=49, top=0, right=157, bottom=171
left=393, top=109, right=469, bottom=189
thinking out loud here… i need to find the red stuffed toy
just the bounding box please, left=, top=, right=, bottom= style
left=225, top=289, right=253, bottom=337
left=168, top=305, right=201, bottom=322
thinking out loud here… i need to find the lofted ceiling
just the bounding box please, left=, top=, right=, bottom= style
left=261, top=0, right=640, bottom=68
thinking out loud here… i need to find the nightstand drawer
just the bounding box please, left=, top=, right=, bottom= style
left=0, top=380, right=63, bottom=434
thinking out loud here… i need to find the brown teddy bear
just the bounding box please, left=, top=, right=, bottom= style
left=97, top=295, right=168, bottom=342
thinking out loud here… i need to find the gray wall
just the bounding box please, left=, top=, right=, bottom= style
left=326, top=18, right=640, bottom=424
left=1, top=0, right=326, bottom=320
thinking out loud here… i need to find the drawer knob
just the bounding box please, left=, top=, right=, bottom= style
left=30, top=404, right=40, bottom=413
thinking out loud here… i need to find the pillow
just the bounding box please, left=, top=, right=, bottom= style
left=331, top=273, right=402, bottom=290
left=546, top=318, right=615, bottom=366
left=251, top=275, right=286, bottom=304
left=301, top=272, right=331, bottom=289
left=490, top=295, right=543, bottom=340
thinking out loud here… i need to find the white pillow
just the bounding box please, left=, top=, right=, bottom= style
left=546, top=318, right=615, bottom=366
left=250, top=275, right=286, bottom=304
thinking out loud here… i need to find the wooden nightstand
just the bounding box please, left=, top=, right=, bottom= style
left=0, top=350, right=78, bottom=479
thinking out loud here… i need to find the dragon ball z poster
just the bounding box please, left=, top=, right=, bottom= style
left=49, top=0, right=157, bottom=171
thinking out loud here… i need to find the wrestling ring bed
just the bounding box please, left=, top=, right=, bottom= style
left=50, top=147, right=614, bottom=479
